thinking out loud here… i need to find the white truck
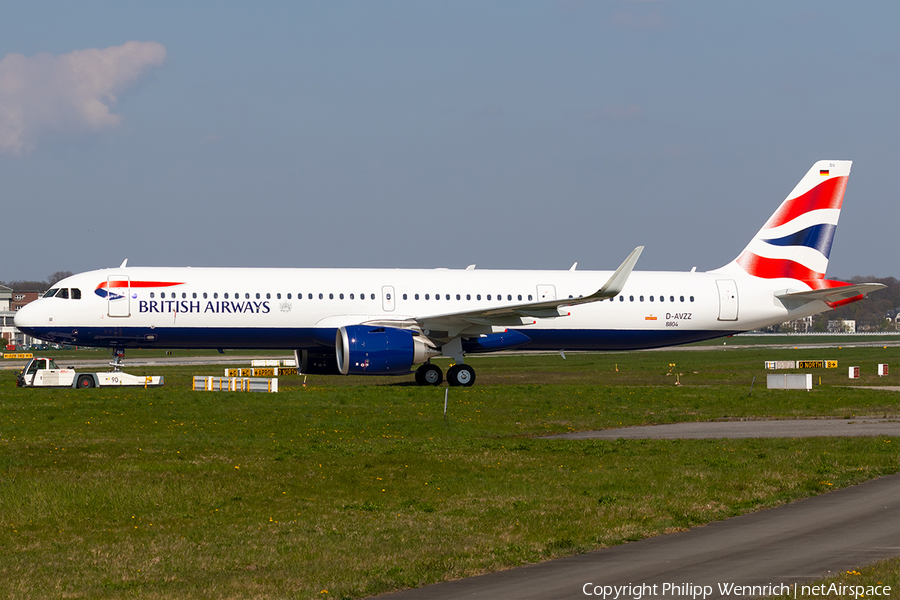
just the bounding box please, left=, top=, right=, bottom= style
left=16, top=357, right=164, bottom=389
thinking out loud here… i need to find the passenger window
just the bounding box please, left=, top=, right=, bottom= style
left=508, top=294, right=512, bottom=301
left=690, top=296, right=695, bottom=302
left=339, top=293, right=344, bottom=299
left=528, top=294, right=533, bottom=301
left=402, top=293, right=407, bottom=300
left=456, top=294, right=461, bottom=300
left=370, top=294, right=375, bottom=300
left=203, top=292, right=208, bottom=299
left=425, top=294, right=430, bottom=300
left=639, top=296, right=644, bottom=302
left=150, top=292, right=155, bottom=299
left=650, top=296, right=654, bottom=302
left=224, top=293, right=229, bottom=299
left=214, top=293, right=218, bottom=299
left=517, top=294, right=522, bottom=301
left=415, top=293, right=419, bottom=300
left=435, top=294, right=440, bottom=301
left=446, top=294, right=450, bottom=300
left=670, top=296, right=674, bottom=302
left=477, top=294, right=481, bottom=300
left=286, top=293, right=291, bottom=299
left=487, top=294, right=491, bottom=300
left=629, top=295, right=634, bottom=301
left=619, top=296, right=624, bottom=302
left=329, top=293, right=334, bottom=299
left=245, top=293, right=250, bottom=299
left=466, top=294, right=471, bottom=300
left=319, top=293, right=323, bottom=299
left=183, top=293, right=187, bottom=299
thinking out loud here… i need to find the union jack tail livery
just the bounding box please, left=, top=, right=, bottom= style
left=715, top=160, right=849, bottom=288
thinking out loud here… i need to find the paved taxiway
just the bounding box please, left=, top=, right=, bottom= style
left=545, top=417, right=900, bottom=439
left=381, top=474, right=900, bottom=600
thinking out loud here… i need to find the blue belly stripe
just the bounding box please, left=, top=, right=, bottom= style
left=23, top=326, right=739, bottom=352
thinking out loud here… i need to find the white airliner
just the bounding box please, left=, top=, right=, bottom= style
left=15, top=160, right=884, bottom=386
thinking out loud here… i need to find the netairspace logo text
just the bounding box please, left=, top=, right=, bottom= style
left=582, top=582, right=893, bottom=599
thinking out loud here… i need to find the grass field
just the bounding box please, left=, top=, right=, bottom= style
left=763, top=557, right=900, bottom=599
left=1, top=343, right=898, bottom=599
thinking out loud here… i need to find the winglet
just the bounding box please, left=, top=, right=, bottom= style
left=594, top=246, right=643, bottom=298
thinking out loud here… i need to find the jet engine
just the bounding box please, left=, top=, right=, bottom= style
left=336, top=325, right=439, bottom=375
left=295, top=349, right=341, bottom=375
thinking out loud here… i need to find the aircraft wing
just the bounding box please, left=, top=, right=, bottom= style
left=365, top=247, right=643, bottom=337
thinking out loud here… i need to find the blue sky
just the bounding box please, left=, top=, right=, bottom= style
left=1, top=0, right=897, bottom=282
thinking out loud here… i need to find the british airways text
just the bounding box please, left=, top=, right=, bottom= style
left=139, top=300, right=271, bottom=314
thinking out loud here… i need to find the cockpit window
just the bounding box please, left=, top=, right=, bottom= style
left=43, top=289, right=59, bottom=298
left=57, top=288, right=69, bottom=299
left=71, top=288, right=81, bottom=299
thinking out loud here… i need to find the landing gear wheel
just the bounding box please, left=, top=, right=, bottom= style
left=415, top=364, right=443, bottom=386
left=447, top=364, right=475, bottom=387
left=76, top=375, right=95, bottom=389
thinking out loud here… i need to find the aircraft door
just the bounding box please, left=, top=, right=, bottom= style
left=537, top=284, right=556, bottom=302
left=107, top=276, right=131, bottom=318
left=382, top=285, right=395, bottom=312
left=715, top=279, right=738, bottom=321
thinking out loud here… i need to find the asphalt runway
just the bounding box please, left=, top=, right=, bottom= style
left=380, top=474, right=900, bottom=600
left=544, top=417, right=900, bottom=440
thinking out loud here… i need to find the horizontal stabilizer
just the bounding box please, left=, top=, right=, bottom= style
left=776, top=283, right=885, bottom=308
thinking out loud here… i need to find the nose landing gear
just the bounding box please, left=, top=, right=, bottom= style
left=108, top=348, right=126, bottom=372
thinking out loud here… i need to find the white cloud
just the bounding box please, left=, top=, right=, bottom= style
left=0, top=41, right=166, bottom=156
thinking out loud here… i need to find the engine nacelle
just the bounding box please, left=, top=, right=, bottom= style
left=462, top=330, right=531, bottom=353
left=336, top=325, right=439, bottom=375
left=295, top=349, right=341, bottom=375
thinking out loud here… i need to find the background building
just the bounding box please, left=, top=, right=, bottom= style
left=1, top=285, right=45, bottom=348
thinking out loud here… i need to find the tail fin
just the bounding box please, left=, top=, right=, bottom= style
left=713, top=160, right=851, bottom=289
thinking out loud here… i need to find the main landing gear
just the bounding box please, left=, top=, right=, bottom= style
left=414, top=362, right=476, bottom=387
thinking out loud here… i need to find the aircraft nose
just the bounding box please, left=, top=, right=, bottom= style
left=13, top=300, right=44, bottom=335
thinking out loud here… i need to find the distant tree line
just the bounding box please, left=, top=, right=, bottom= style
left=824, top=276, right=899, bottom=331
left=1, top=271, right=73, bottom=291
